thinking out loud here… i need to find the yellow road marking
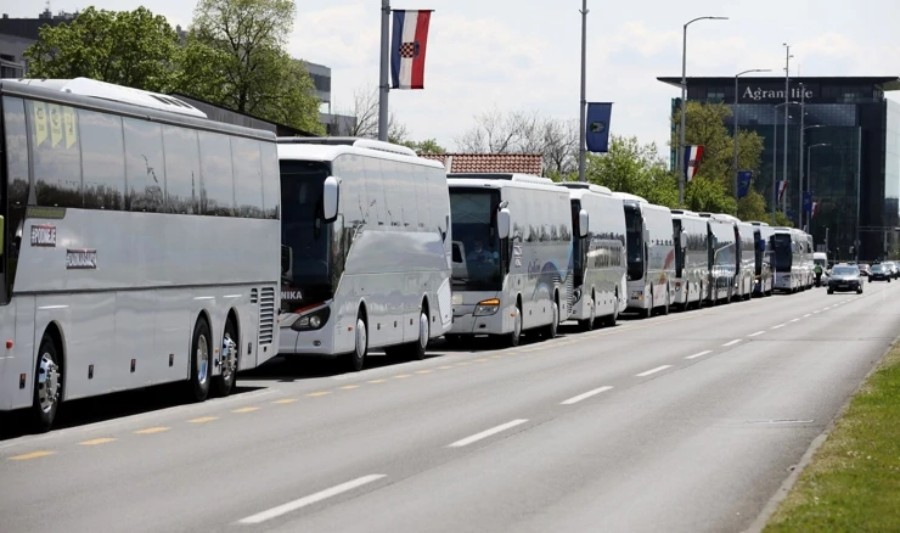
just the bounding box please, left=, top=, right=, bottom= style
left=134, top=426, right=170, bottom=435
left=188, top=416, right=218, bottom=424
left=393, top=374, right=412, bottom=379
left=232, top=406, right=261, bottom=413
left=79, top=438, right=117, bottom=446
left=339, top=385, right=360, bottom=390
left=8, top=450, right=55, bottom=461
left=414, top=370, right=432, bottom=375
left=273, top=398, right=298, bottom=404
left=306, top=391, right=331, bottom=398
left=367, top=379, right=388, bottom=384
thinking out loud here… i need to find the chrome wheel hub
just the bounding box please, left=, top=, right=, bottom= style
left=196, top=335, right=209, bottom=385
left=37, top=352, right=60, bottom=413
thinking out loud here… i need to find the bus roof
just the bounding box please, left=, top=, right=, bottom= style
left=277, top=138, right=445, bottom=169
left=556, top=182, right=613, bottom=195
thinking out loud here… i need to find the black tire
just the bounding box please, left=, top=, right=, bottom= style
left=661, top=288, right=670, bottom=315
left=579, top=293, right=596, bottom=332
left=828, top=288, right=834, bottom=294
left=212, top=319, right=238, bottom=397
left=406, top=307, right=430, bottom=360
left=347, top=313, right=367, bottom=372
left=189, top=318, right=212, bottom=402
left=542, top=299, right=559, bottom=339
left=444, top=334, right=466, bottom=347
left=644, top=288, right=653, bottom=318
left=30, top=334, right=63, bottom=433
left=508, top=305, right=522, bottom=347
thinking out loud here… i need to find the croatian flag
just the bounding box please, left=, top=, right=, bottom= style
left=391, top=10, right=432, bottom=90
left=777, top=180, right=788, bottom=202
left=683, top=145, right=704, bottom=182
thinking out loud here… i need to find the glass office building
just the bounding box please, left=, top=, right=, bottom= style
left=658, top=76, right=900, bottom=262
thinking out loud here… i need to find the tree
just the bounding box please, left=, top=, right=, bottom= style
left=24, top=7, right=180, bottom=93
left=341, top=85, right=409, bottom=143
left=177, top=0, right=323, bottom=134
left=455, top=109, right=578, bottom=175
left=582, top=135, right=679, bottom=207
left=402, top=139, right=446, bottom=154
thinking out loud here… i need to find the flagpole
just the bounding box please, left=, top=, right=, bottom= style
left=378, top=0, right=390, bottom=141
left=578, top=0, right=588, bottom=182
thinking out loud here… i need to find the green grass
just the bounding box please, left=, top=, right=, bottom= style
left=765, top=345, right=900, bottom=532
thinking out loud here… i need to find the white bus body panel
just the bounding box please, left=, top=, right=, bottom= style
left=448, top=176, right=573, bottom=337
left=617, top=194, right=675, bottom=313
left=671, top=212, right=708, bottom=307
left=735, top=221, right=757, bottom=299
left=706, top=217, right=737, bottom=303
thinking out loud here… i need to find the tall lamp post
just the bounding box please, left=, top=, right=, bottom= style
left=732, top=68, right=771, bottom=201
left=804, top=142, right=831, bottom=231
left=772, top=101, right=798, bottom=221
left=782, top=43, right=793, bottom=220
left=577, top=0, right=588, bottom=182
left=679, top=15, right=728, bottom=205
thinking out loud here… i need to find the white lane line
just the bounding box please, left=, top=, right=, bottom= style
left=790, top=318, right=801, bottom=322
left=803, top=313, right=812, bottom=318
left=722, top=339, right=742, bottom=347
left=685, top=350, right=712, bottom=360
left=448, top=419, right=529, bottom=448
left=771, top=324, right=786, bottom=329
left=748, top=331, right=766, bottom=337
left=560, top=386, right=614, bottom=405
left=812, top=311, right=820, bottom=314
left=635, top=365, right=672, bottom=377
left=238, top=475, right=386, bottom=524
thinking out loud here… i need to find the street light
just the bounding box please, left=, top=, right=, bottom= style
left=733, top=68, right=771, bottom=201
left=782, top=43, right=793, bottom=221
left=679, top=15, right=729, bottom=205
left=772, top=101, right=798, bottom=220
left=804, top=142, right=831, bottom=230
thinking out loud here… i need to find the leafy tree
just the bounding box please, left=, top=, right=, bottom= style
left=177, top=0, right=323, bottom=134
left=403, top=138, right=446, bottom=154
left=24, top=7, right=180, bottom=92
left=582, top=135, right=679, bottom=207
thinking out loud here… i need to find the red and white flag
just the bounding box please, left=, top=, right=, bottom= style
left=391, top=10, right=432, bottom=90
left=683, top=145, right=704, bottom=183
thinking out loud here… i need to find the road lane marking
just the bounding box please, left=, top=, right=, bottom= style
left=339, top=385, right=360, bottom=390
left=79, top=437, right=117, bottom=446
left=237, top=474, right=387, bottom=525
left=474, top=358, right=490, bottom=363
left=8, top=450, right=55, bottom=461
left=273, top=398, right=298, bottom=404
left=561, top=386, right=614, bottom=405
left=233, top=406, right=262, bottom=413
left=722, top=339, right=742, bottom=347
left=414, top=370, right=432, bottom=375
left=188, top=416, right=218, bottom=424
left=635, top=365, right=672, bottom=377
left=803, top=313, right=812, bottom=318
left=448, top=419, right=529, bottom=448
left=437, top=365, right=454, bottom=370
left=790, top=318, right=801, bottom=322
left=812, top=311, right=820, bottom=314
left=685, top=350, right=712, bottom=360
left=305, top=392, right=331, bottom=398
left=134, top=426, right=170, bottom=435
left=392, top=374, right=412, bottom=379
left=367, top=379, right=387, bottom=384
left=771, top=323, right=786, bottom=329
left=748, top=331, right=766, bottom=337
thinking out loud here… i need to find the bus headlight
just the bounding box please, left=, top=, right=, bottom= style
left=291, top=306, right=330, bottom=331
left=474, top=298, right=501, bottom=316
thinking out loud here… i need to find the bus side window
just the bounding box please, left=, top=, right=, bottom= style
left=79, top=108, right=125, bottom=210
left=28, top=100, right=82, bottom=208
left=259, top=141, right=279, bottom=219
left=198, top=130, right=235, bottom=216
left=162, top=125, right=200, bottom=215
left=231, top=137, right=264, bottom=219
left=123, top=118, right=165, bottom=213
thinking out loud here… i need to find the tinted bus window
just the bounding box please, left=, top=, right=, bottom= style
left=123, top=118, right=165, bottom=212
left=79, top=109, right=125, bottom=210
left=260, top=141, right=279, bottom=219
left=162, top=125, right=200, bottom=215
left=231, top=137, right=264, bottom=218
left=29, top=100, right=82, bottom=208
left=3, top=97, right=29, bottom=212
left=198, top=130, right=235, bottom=216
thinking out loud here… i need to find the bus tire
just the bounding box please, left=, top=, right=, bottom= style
left=409, top=306, right=430, bottom=360
left=188, top=318, right=212, bottom=402
left=644, top=288, right=653, bottom=318
left=662, top=287, right=670, bottom=315
left=543, top=299, right=559, bottom=339
left=508, top=304, right=522, bottom=347
left=31, top=334, right=63, bottom=433
left=602, top=294, right=619, bottom=327
left=347, top=313, right=368, bottom=372
left=212, top=319, right=238, bottom=397
left=579, top=293, right=596, bottom=332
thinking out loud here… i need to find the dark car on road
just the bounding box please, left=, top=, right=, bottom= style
left=828, top=264, right=863, bottom=294
left=857, top=263, right=871, bottom=277
left=869, top=263, right=892, bottom=282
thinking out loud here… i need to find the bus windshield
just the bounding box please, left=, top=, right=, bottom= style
left=772, top=234, right=793, bottom=271
left=624, top=204, right=644, bottom=281
left=280, top=160, right=334, bottom=304
left=450, top=188, right=502, bottom=291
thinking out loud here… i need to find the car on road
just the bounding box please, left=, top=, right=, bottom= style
left=857, top=263, right=871, bottom=277
left=884, top=261, right=899, bottom=279
left=828, top=264, right=864, bottom=294
left=869, top=263, right=892, bottom=282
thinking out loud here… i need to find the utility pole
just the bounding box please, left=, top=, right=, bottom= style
left=378, top=0, right=390, bottom=141
left=782, top=43, right=792, bottom=216
left=577, top=0, right=588, bottom=182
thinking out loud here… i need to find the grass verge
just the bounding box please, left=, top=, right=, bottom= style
left=764, top=343, right=900, bottom=532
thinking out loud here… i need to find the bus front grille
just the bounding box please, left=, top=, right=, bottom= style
left=258, top=287, right=276, bottom=345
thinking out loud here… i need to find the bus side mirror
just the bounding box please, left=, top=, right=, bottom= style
left=497, top=208, right=511, bottom=240
left=322, top=176, right=340, bottom=222
left=578, top=209, right=589, bottom=238
left=281, top=245, right=292, bottom=276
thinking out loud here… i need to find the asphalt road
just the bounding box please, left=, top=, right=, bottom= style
left=1, top=281, right=898, bottom=533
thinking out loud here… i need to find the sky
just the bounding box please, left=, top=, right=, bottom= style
left=7, top=0, right=900, bottom=153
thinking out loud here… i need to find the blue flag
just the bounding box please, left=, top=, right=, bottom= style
left=586, top=102, right=612, bottom=153
left=803, top=191, right=813, bottom=214
left=737, top=171, right=752, bottom=199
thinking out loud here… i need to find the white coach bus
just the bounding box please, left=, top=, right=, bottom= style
left=772, top=226, right=804, bottom=292
left=447, top=173, right=573, bottom=346
left=702, top=213, right=737, bottom=304
left=277, top=138, right=453, bottom=371
left=558, top=182, right=626, bottom=330
left=714, top=214, right=756, bottom=301
left=615, top=193, right=675, bottom=317
left=670, top=209, right=708, bottom=310
left=748, top=221, right=774, bottom=296
left=0, top=78, right=281, bottom=430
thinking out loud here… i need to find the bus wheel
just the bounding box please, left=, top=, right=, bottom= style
left=189, top=318, right=212, bottom=402
left=410, top=307, right=430, bottom=360
left=543, top=299, right=559, bottom=339
left=348, top=314, right=368, bottom=372
left=602, top=295, right=619, bottom=327
left=31, top=334, right=62, bottom=433
left=213, top=319, right=238, bottom=397
left=644, top=288, right=653, bottom=318
left=662, top=288, right=670, bottom=315
left=508, top=305, right=522, bottom=347
left=579, top=294, right=595, bottom=332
